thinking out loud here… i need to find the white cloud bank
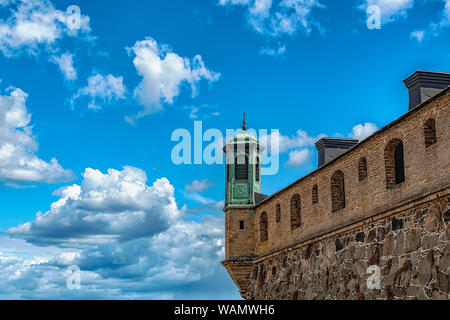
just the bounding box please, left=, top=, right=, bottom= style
left=4, top=166, right=238, bottom=299
left=125, top=37, right=220, bottom=123
left=7, top=166, right=181, bottom=246
left=0, top=87, right=74, bottom=184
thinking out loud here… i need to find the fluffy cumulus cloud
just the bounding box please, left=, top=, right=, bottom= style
left=0, top=87, right=74, bottom=184
left=0, top=0, right=91, bottom=56
left=126, top=37, right=220, bottom=123
left=349, top=122, right=378, bottom=141
left=70, top=73, right=127, bottom=110
left=7, top=166, right=181, bottom=246
left=361, top=0, right=414, bottom=24
left=2, top=166, right=238, bottom=299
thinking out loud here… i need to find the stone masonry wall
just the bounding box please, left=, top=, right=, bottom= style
left=247, top=194, right=450, bottom=300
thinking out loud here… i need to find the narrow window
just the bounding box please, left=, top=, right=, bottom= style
left=384, top=139, right=405, bottom=188
left=260, top=212, right=268, bottom=242
left=255, top=156, right=260, bottom=182
left=424, top=118, right=437, bottom=148
left=290, top=194, right=301, bottom=230
left=239, top=220, right=244, bottom=230
left=331, top=170, right=345, bottom=212
left=312, top=184, right=318, bottom=205
left=358, top=157, right=368, bottom=181
left=235, top=155, right=248, bottom=180
left=276, top=204, right=281, bottom=223
left=394, top=142, right=405, bottom=185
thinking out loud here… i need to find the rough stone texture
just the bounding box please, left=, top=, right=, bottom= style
left=247, top=197, right=450, bottom=300
left=223, top=88, right=450, bottom=299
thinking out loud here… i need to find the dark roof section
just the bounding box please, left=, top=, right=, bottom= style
left=403, top=70, right=450, bottom=110
left=315, top=138, right=359, bottom=167
left=254, top=193, right=269, bottom=205
left=255, top=86, right=450, bottom=208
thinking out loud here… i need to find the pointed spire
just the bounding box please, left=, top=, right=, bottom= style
left=242, top=112, right=247, bottom=131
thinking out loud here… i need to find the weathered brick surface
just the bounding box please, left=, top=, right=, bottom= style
left=223, top=89, right=450, bottom=299
left=253, top=91, right=449, bottom=256
left=247, top=196, right=450, bottom=300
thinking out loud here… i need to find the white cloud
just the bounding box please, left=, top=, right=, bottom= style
left=260, top=129, right=325, bottom=154
left=259, top=44, right=286, bottom=56
left=0, top=0, right=91, bottom=57
left=285, top=148, right=310, bottom=167
left=50, top=52, right=77, bottom=81
left=3, top=165, right=238, bottom=299
left=7, top=166, right=182, bottom=246
left=361, top=0, right=414, bottom=24
left=219, top=0, right=324, bottom=38
left=0, top=86, right=74, bottom=184
left=71, top=73, right=127, bottom=110
left=185, top=178, right=215, bottom=193
left=183, top=104, right=220, bottom=119
left=349, top=122, right=378, bottom=141
left=410, top=0, right=450, bottom=42
left=125, top=37, right=220, bottom=123
left=410, top=29, right=425, bottom=42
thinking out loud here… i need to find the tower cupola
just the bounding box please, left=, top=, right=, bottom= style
left=223, top=115, right=264, bottom=209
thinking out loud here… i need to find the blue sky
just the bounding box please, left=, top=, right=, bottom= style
left=0, top=0, right=449, bottom=299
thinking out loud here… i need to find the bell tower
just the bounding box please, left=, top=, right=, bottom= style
left=222, top=114, right=263, bottom=299
left=224, top=113, right=263, bottom=209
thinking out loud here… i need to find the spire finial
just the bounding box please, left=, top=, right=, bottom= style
left=242, top=112, right=247, bottom=131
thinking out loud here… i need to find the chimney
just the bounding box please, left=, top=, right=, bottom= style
left=403, top=71, right=450, bottom=110
left=315, top=137, right=359, bottom=167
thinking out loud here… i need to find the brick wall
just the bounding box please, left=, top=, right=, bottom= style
left=253, top=90, right=450, bottom=257
left=223, top=89, right=450, bottom=299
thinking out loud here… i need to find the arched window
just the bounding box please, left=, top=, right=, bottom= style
left=384, top=139, right=405, bottom=188
left=424, top=118, right=437, bottom=148
left=235, top=155, right=248, bottom=180
left=255, top=156, right=260, bottom=181
left=358, top=157, right=368, bottom=181
left=275, top=204, right=281, bottom=223
left=331, top=170, right=345, bottom=212
left=312, top=184, right=318, bottom=205
left=290, top=194, right=301, bottom=230
left=260, top=212, right=268, bottom=242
